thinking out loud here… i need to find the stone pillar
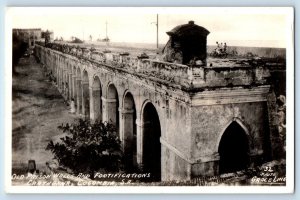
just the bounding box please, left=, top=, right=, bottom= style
left=89, top=87, right=95, bottom=121
left=82, top=81, right=89, bottom=119
left=68, top=73, right=72, bottom=100
left=57, top=69, right=60, bottom=89
left=56, top=61, right=59, bottom=86
left=65, top=73, right=69, bottom=99
left=136, top=117, right=143, bottom=168
left=72, top=75, right=77, bottom=101
left=76, top=78, right=82, bottom=115
left=102, top=97, right=117, bottom=125
left=59, top=69, right=62, bottom=91
left=61, top=69, right=64, bottom=92
left=119, top=108, right=135, bottom=152
left=65, top=72, right=69, bottom=100
left=62, top=70, right=66, bottom=96
left=91, top=87, right=101, bottom=122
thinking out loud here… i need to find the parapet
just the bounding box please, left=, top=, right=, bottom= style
left=35, top=42, right=271, bottom=91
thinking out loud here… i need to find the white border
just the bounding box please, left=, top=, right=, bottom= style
left=5, top=7, right=294, bottom=194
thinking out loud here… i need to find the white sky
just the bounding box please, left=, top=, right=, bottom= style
left=8, top=7, right=292, bottom=48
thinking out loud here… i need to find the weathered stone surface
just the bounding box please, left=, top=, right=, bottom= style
left=35, top=42, right=278, bottom=181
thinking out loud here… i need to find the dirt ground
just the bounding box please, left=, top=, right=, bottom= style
left=12, top=55, right=76, bottom=174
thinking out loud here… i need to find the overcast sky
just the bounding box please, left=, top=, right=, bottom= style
left=8, top=7, right=292, bottom=48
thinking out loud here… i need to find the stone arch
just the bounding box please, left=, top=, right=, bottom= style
left=82, top=70, right=90, bottom=119
left=141, top=101, right=161, bottom=181
left=72, top=65, right=77, bottom=101
left=105, top=83, right=119, bottom=131
left=217, top=119, right=250, bottom=174
left=91, top=75, right=102, bottom=121
left=60, top=65, right=64, bottom=92
left=215, top=118, right=250, bottom=152
left=121, top=91, right=137, bottom=169
left=62, top=59, right=67, bottom=96
left=57, top=64, right=61, bottom=89
left=67, top=63, right=72, bottom=100
left=54, top=56, right=58, bottom=84
left=64, top=62, right=70, bottom=100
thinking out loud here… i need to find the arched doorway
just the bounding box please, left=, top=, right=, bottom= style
left=107, top=84, right=119, bottom=131
left=218, top=121, right=249, bottom=174
left=123, top=92, right=137, bottom=169
left=92, top=76, right=102, bottom=121
left=142, top=102, right=161, bottom=181
left=82, top=70, right=90, bottom=119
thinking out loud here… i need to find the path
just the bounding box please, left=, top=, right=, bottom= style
left=12, top=55, right=76, bottom=173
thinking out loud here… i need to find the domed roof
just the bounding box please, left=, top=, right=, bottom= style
left=166, top=21, right=210, bottom=38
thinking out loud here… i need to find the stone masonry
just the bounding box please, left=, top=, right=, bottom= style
left=35, top=41, right=278, bottom=181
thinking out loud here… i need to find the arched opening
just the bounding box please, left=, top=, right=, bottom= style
left=62, top=61, right=66, bottom=95
left=58, top=67, right=61, bottom=89
left=218, top=121, right=249, bottom=174
left=92, top=76, right=102, bottom=121
left=68, top=65, right=72, bottom=100
left=142, top=102, right=161, bottom=181
left=55, top=57, right=58, bottom=84
left=65, top=64, right=70, bottom=100
left=82, top=70, right=90, bottom=119
left=62, top=68, right=65, bottom=93
left=123, top=92, right=137, bottom=170
left=72, top=66, right=77, bottom=104
left=76, top=68, right=82, bottom=114
left=107, top=84, right=119, bottom=131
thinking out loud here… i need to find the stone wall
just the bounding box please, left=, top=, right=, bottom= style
left=35, top=43, right=277, bottom=181
left=190, top=101, right=270, bottom=176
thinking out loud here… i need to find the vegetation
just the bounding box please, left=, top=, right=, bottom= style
left=46, top=119, right=124, bottom=176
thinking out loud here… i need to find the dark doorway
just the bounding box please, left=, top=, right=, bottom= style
left=142, top=103, right=161, bottom=181
left=218, top=121, right=249, bottom=174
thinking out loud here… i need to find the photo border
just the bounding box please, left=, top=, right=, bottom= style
left=1, top=1, right=297, bottom=199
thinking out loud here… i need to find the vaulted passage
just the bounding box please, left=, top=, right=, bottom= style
left=82, top=70, right=90, bottom=118
left=68, top=65, right=72, bottom=100
left=122, top=92, right=137, bottom=170
left=72, top=66, right=77, bottom=104
left=107, top=84, right=119, bottom=131
left=218, top=121, right=249, bottom=174
left=92, top=76, right=102, bottom=121
left=142, top=103, right=161, bottom=181
left=76, top=68, right=82, bottom=114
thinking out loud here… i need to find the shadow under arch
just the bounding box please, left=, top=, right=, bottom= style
left=106, top=82, right=119, bottom=131
left=91, top=75, right=102, bottom=121
left=82, top=70, right=90, bottom=119
left=141, top=101, right=161, bottom=181
left=76, top=67, right=82, bottom=114
left=217, top=119, right=250, bottom=174
left=72, top=65, right=77, bottom=103
left=122, top=90, right=137, bottom=170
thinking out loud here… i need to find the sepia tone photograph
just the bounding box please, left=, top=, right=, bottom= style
left=6, top=7, right=294, bottom=193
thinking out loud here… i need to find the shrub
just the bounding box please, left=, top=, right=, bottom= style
left=46, top=119, right=123, bottom=176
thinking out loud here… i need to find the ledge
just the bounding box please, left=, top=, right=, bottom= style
left=36, top=43, right=272, bottom=90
